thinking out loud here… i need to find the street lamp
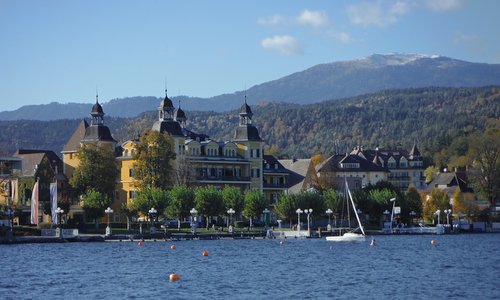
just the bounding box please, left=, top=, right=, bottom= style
left=55, top=207, right=64, bottom=238
left=263, top=208, right=270, bottom=230
left=227, top=208, right=235, bottom=233
left=148, top=207, right=157, bottom=234
left=389, top=198, right=396, bottom=231
left=326, top=208, right=333, bottom=231
left=105, top=207, right=113, bottom=236
left=304, top=208, right=313, bottom=237
left=296, top=208, right=303, bottom=232
left=190, top=208, right=198, bottom=234
left=444, top=209, right=452, bottom=225
left=434, top=209, right=441, bottom=225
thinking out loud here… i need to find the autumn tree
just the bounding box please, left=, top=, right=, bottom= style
left=133, top=130, right=176, bottom=190
left=70, top=144, right=118, bottom=198
left=422, top=189, right=450, bottom=222
left=467, top=128, right=500, bottom=206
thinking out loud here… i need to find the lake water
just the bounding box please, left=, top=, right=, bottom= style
left=1, top=234, right=499, bottom=299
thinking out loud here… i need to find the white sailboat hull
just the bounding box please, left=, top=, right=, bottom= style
left=325, top=232, right=366, bottom=242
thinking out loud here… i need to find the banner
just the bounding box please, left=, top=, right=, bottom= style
left=10, top=179, right=18, bottom=205
left=30, top=180, right=39, bottom=225
left=50, top=183, right=58, bottom=224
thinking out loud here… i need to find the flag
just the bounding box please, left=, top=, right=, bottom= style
left=30, top=180, right=39, bottom=225
left=10, top=179, right=18, bottom=205
left=50, top=182, right=58, bottom=225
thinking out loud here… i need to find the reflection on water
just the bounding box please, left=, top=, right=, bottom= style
left=1, top=234, right=499, bottom=299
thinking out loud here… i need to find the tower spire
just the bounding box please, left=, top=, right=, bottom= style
left=96, top=85, right=99, bottom=104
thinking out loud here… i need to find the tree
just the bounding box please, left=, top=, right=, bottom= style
left=405, top=187, right=422, bottom=216
left=221, top=186, right=244, bottom=217
left=275, top=193, right=299, bottom=228
left=166, top=185, right=195, bottom=230
left=130, top=187, right=170, bottom=218
left=194, top=186, right=224, bottom=229
left=424, top=166, right=439, bottom=183
left=467, top=128, right=500, bottom=206
left=81, top=189, right=111, bottom=229
left=243, top=190, right=268, bottom=228
left=451, top=188, right=478, bottom=222
left=70, top=144, right=118, bottom=197
left=121, top=202, right=137, bottom=231
left=133, top=130, right=177, bottom=190
left=422, top=189, right=450, bottom=222
left=323, top=189, right=343, bottom=215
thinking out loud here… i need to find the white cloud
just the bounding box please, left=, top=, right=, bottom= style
left=296, top=9, right=329, bottom=27
left=330, top=30, right=354, bottom=44
left=257, top=14, right=286, bottom=26
left=261, top=35, right=303, bottom=55
left=426, top=0, right=463, bottom=12
left=347, top=1, right=418, bottom=27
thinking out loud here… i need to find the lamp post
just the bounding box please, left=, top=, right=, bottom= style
left=105, top=207, right=113, bottom=236
left=262, top=208, right=270, bottom=230
left=326, top=208, right=333, bottom=231
left=55, top=207, right=64, bottom=238
left=409, top=210, right=416, bottom=226
left=296, top=208, right=303, bottom=232
left=389, top=198, right=396, bottom=232
left=148, top=207, right=157, bottom=234
left=435, top=209, right=441, bottom=225
left=227, top=208, right=235, bottom=233
left=304, top=208, right=313, bottom=237
left=444, top=209, right=452, bottom=225
left=190, top=208, right=198, bottom=234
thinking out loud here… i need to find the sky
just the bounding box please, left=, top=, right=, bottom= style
left=1, top=0, right=499, bottom=112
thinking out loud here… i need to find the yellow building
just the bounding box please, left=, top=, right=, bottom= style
left=63, top=91, right=264, bottom=221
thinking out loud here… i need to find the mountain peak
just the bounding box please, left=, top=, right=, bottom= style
left=357, top=53, right=442, bottom=66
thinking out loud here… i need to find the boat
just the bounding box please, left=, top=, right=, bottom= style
left=326, top=180, right=366, bottom=242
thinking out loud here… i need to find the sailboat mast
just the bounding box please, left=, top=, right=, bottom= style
left=346, top=182, right=366, bottom=236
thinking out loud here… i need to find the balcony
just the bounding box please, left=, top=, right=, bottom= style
left=195, top=175, right=251, bottom=183
left=263, top=182, right=287, bottom=189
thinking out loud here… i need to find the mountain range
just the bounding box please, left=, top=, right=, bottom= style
left=2, top=53, right=500, bottom=121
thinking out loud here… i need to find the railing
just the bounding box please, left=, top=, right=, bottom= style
left=195, top=175, right=251, bottom=182
left=263, top=183, right=287, bottom=189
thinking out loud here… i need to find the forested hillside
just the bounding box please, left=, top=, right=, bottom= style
left=1, top=87, right=499, bottom=169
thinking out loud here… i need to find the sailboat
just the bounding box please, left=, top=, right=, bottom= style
left=326, top=180, right=366, bottom=242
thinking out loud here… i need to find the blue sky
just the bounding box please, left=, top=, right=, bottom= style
left=1, top=0, right=499, bottom=111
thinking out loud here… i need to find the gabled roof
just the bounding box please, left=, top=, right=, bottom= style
left=316, top=154, right=389, bottom=173
left=279, top=158, right=315, bottom=193
left=62, top=120, right=88, bottom=152
left=13, top=149, right=64, bottom=178
left=263, top=155, right=288, bottom=174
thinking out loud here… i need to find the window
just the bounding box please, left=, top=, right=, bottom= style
left=129, top=168, right=135, bottom=178
left=129, top=190, right=136, bottom=199
left=252, top=168, right=261, bottom=178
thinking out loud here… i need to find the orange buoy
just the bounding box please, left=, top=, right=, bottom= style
left=170, top=245, right=177, bottom=250
left=169, top=273, right=181, bottom=282
left=370, top=239, right=376, bottom=246
left=431, top=239, right=437, bottom=245
left=202, top=250, right=209, bottom=256
left=138, top=241, right=143, bottom=246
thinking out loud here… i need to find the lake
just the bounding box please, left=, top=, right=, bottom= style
left=1, top=234, right=499, bottom=299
